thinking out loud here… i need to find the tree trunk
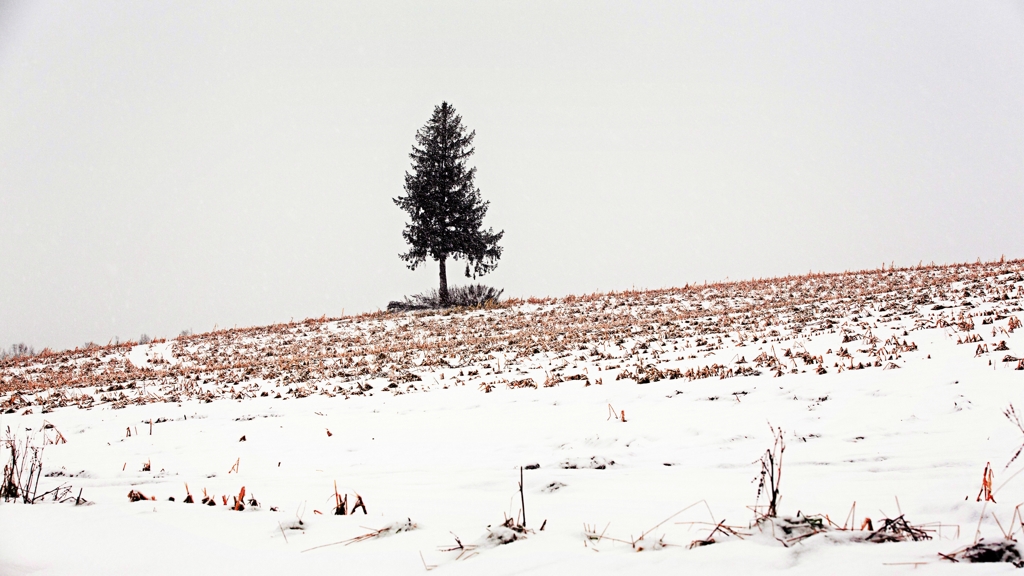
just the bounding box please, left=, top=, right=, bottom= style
left=438, top=256, right=449, bottom=304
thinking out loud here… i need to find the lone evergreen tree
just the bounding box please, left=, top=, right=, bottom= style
left=394, top=102, right=503, bottom=304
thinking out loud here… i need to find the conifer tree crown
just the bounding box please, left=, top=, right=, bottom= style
left=394, top=102, right=503, bottom=301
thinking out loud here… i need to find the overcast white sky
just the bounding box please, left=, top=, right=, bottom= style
left=1, top=1, right=1022, bottom=351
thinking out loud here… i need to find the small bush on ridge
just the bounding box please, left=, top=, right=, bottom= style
left=388, top=285, right=504, bottom=312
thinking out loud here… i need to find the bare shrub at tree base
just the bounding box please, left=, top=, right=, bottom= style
left=388, top=285, right=504, bottom=312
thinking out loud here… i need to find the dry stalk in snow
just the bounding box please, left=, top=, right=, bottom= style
left=977, top=463, right=996, bottom=503
left=753, top=424, right=785, bottom=519
left=302, top=519, right=419, bottom=553
left=585, top=500, right=729, bottom=551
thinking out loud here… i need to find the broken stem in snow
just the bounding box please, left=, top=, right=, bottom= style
left=519, top=466, right=526, bottom=529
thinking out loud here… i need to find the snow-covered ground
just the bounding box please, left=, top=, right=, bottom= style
left=2, top=261, right=1024, bottom=574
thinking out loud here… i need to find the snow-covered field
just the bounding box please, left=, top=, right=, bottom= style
left=3, top=260, right=1024, bottom=575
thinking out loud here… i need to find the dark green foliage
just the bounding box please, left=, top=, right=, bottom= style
left=394, top=102, right=503, bottom=303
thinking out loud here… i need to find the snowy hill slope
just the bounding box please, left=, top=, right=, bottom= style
left=2, top=259, right=1024, bottom=574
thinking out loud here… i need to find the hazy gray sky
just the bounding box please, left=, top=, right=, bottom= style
left=2, top=1, right=1022, bottom=351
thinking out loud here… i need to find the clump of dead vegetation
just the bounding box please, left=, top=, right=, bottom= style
left=582, top=499, right=749, bottom=552
left=943, top=539, right=1024, bottom=567
left=387, top=284, right=504, bottom=312
left=424, top=467, right=538, bottom=568
left=436, top=514, right=532, bottom=564
left=3, top=430, right=83, bottom=505
left=861, top=514, right=933, bottom=543
left=747, top=426, right=942, bottom=547
left=328, top=481, right=367, bottom=516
